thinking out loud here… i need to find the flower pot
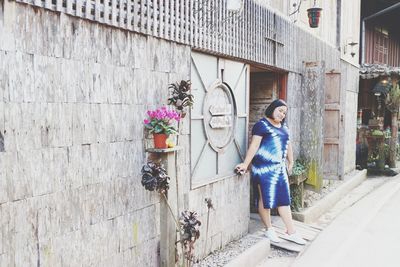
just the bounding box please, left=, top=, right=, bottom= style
left=307, top=7, right=322, bottom=28
left=153, top=133, right=168, bottom=149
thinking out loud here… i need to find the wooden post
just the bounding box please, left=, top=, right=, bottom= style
left=146, top=147, right=182, bottom=267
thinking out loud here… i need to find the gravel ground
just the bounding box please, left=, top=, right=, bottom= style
left=193, top=233, right=264, bottom=267
left=268, top=246, right=298, bottom=258
left=194, top=234, right=298, bottom=267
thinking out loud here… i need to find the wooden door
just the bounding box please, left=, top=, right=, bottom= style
left=324, top=72, right=343, bottom=180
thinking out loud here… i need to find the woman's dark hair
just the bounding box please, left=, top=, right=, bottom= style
left=264, top=99, right=288, bottom=123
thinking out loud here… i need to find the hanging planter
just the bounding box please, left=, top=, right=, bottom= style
left=307, top=7, right=322, bottom=28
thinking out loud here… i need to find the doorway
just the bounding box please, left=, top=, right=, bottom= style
left=249, top=65, right=287, bottom=212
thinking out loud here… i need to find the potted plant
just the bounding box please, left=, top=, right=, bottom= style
left=168, top=80, right=194, bottom=118
left=144, top=106, right=181, bottom=148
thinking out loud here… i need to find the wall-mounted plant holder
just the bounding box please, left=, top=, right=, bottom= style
left=145, top=147, right=182, bottom=267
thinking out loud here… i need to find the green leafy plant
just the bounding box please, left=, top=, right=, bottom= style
left=290, top=184, right=303, bottom=212
left=292, top=160, right=306, bottom=176
left=143, top=106, right=181, bottom=134
left=385, top=83, right=400, bottom=112
left=371, top=129, right=384, bottom=136
left=289, top=159, right=307, bottom=212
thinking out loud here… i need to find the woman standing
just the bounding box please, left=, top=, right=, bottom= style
left=235, top=99, right=306, bottom=245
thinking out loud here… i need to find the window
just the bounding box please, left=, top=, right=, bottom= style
left=374, top=27, right=389, bottom=64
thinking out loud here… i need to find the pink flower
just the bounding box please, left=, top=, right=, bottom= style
left=144, top=106, right=180, bottom=134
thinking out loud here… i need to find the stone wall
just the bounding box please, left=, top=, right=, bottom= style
left=0, top=2, right=190, bottom=266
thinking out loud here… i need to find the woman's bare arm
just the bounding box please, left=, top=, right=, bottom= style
left=235, top=135, right=262, bottom=173
left=287, top=142, right=294, bottom=174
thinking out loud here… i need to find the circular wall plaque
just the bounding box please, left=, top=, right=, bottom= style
left=203, top=80, right=237, bottom=152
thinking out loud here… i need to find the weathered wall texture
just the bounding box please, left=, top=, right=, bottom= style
left=300, top=62, right=326, bottom=190
left=0, top=2, right=191, bottom=266
left=286, top=72, right=303, bottom=159
left=341, top=61, right=359, bottom=174
left=187, top=176, right=249, bottom=258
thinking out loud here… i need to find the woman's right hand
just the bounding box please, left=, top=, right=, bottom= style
left=235, top=163, right=247, bottom=175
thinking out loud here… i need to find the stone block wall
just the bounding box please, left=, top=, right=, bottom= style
left=0, top=2, right=190, bottom=266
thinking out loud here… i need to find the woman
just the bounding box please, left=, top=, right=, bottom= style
left=235, top=99, right=306, bottom=245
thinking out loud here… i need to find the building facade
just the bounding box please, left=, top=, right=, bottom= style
left=357, top=1, right=400, bottom=169
left=0, top=0, right=360, bottom=265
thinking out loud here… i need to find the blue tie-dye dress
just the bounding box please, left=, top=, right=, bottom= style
left=251, top=118, right=290, bottom=209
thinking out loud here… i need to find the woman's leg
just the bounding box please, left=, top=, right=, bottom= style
left=277, top=205, right=306, bottom=244
left=257, top=185, right=272, bottom=228
left=277, top=205, right=295, bottom=234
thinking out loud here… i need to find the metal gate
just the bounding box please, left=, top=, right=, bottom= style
left=190, top=52, right=249, bottom=188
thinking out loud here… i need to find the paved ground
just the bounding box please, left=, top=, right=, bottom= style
left=257, top=174, right=394, bottom=267
left=292, top=174, right=400, bottom=267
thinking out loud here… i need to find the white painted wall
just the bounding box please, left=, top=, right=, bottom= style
left=264, top=0, right=338, bottom=47
left=341, top=62, right=359, bottom=175
left=340, top=0, right=361, bottom=66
